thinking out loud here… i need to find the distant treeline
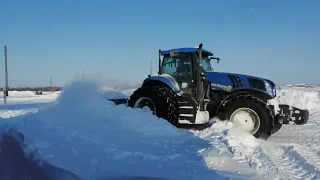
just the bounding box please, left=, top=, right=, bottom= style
left=0, top=86, right=62, bottom=91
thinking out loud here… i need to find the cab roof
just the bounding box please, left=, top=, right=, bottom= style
left=160, top=48, right=213, bottom=56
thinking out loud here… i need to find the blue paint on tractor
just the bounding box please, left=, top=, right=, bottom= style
left=142, top=74, right=181, bottom=94
left=205, top=72, right=275, bottom=98
left=160, top=47, right=213, bottom=56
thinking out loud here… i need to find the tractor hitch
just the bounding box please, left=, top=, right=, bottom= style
left=271, top=104, right=309, bottom=125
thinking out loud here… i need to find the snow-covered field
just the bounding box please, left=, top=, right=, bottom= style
left=0, top=81, right=319, bottom=180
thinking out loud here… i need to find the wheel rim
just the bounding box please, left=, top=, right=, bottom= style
left=133, top=97, right=156, bottom=114
left=229, top=108, right=260, bottom=134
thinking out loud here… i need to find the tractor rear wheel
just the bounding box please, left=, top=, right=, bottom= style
left=225, top=95, right=274, bottom=139
left=128, top=86, right=179, bottom=126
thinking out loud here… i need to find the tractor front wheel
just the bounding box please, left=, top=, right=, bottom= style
left=225, top=95, right=274, bottom=139
left=128, top=86, right=179, bottom=126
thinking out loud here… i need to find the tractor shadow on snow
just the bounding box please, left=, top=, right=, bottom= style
left=0, top=128, right=81, bottom=180
left=178, top=122, right=213, bottom=131
left=0, top=128, right=177, bottom=180
left=0, top=102, right=53, bottom=111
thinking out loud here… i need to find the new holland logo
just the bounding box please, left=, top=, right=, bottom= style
left=211, top=83, right=232, bottom=92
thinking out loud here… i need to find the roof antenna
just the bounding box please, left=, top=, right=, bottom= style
left=148, top=60, right=152, bottom=77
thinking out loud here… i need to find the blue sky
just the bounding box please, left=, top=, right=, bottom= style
left=0, top=0, right=319, bottom=87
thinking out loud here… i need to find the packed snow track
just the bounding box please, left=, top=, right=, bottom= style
left=0, top=81, right=319, bottom=180
left=192, top=85, right=320, bottom=180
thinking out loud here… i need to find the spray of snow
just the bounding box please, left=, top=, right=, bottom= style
left=0, top=79, right=235, bottom=180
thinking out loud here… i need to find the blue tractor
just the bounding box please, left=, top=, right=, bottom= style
left=111, top=44, right=309, bottom=139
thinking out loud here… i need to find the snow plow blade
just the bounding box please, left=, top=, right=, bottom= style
left=108, top=98, right=129, bottom=105
left=273, top=104, right=309, bottom=125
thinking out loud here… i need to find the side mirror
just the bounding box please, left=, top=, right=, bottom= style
left=210, top=57, right=221, bottom=63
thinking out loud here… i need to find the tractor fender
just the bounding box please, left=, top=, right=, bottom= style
left=142, top=74, right=180, bottom=94
left=215, top=91, right=269, bottom=120
left=229, top=89, right=272, bottom=102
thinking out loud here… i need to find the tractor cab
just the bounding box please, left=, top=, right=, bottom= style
left=158, top=47, right=219, bottom=94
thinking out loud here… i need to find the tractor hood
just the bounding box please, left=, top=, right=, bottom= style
left=205, top=72, right=276, bottom=97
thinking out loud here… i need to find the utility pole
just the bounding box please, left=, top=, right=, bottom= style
left=50, top=77, right=52, bottom=92
left=3, top=45, right=8, bottom=105
left=4, top=45, right=8, bottom=96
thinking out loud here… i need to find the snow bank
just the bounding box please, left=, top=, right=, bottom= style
left=0, top=109, right=38, bottom=119
left=0, top=90, right=60, bottom=105
left=192, top=120, right=268, bottom=179
left=276, top=86, right=320, bottom=111
left=0, top=90, right=60, bottom=98
left=194, top=118, right=320, bottom=179
left=0, top=128, right=81, bottom=180
left=3, top=90, right=37, bottom=97
left=0, top=80, right=232, bottom=180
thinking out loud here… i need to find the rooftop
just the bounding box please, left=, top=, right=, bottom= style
left=160, top=47, right=213, bottom=56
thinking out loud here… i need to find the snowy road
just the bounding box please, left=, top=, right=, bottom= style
left=0, top=81, right=319, bottom=180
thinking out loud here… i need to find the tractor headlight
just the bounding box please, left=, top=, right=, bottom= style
left=265, top=81, right=273, bottom=97
left=273, top=88, right=276, bottom=97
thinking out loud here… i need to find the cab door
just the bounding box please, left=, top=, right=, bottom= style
left=160, top=53, right=194, bottom=94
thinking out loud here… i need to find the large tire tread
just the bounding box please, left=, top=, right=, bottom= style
left=128, top=86, right=180, bottom=126
left=224, top=95, right=274, bottom=139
